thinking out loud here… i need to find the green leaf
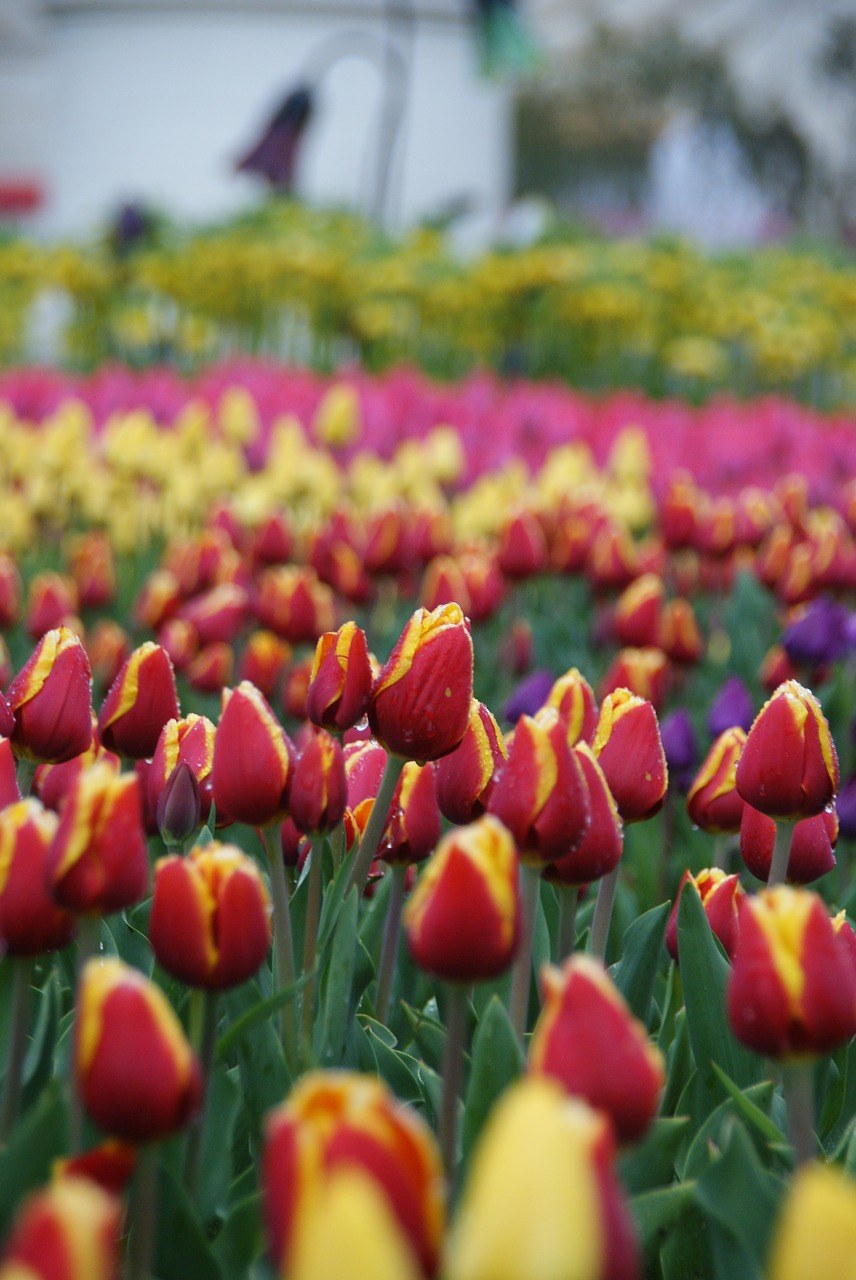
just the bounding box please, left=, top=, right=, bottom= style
left=619, top=1117, right=689, bottom=1194
left=361, top=1024, right=425, bottom=1107
left=611, top=901, right=670, bottom=1025
left=315, top=887, right=359, bottom=1065
left=461, top=996, right=524, bottom=1160
left=216, top=973, right=312, bottom=1061
left=196, top=1065, right=243, bottom=1221
left=710, top=1063, right=785, bottom=1145
left=677, top=884, right=760, bottom=1097
left=400, top=1003, right=446, bottom=1073
left=660, top=1203, right=713, bottom=1280
left=22, top=970, right=61, bottom=1106
left=681, top=1082, right=777, bottom=1180
left=693, top=1118, right=782, bottom=1269
left=155, top=1163, right=222, bottom=1280
left=0, top=1081, right=69, bottom=1236
left=212, top=1193, right=263, bottom=1280
left=820, top=1039, right=856, bottom=1153
left=632, top=1181, right=697, bottom=1256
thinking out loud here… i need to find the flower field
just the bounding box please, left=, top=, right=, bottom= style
left=0, top=270, right=855, bottom=1279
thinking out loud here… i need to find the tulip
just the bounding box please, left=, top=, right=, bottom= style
left=186, top=641, right=234, bottom=694
left=98, top=641, right=180, bottom=759
left=658, top=597, right=703, bottom=665
left=759, top=643, right=801, bottom=693
left=211, top=682, right=293, bottom=827
left=0, top=737, right=20, bottom=808
left=306, top=621, right=372, bottom=732
left=25, top=571, right=78, bottom=639
left=157, top=617, right=198, bottom=672
left=542, top=668, right=598, bottom=746
left=445, top=1078, right=639, bottom=1280
left=767, top=1163, right=856, bottom=1280
left=75, top=957, right=201, bottom=1142
left=837, top=775, right=856, bottom=840
left=364, top=505, right=414, bottom=576
left=289, top=730, right=347, bottom=836
left=156, top=762, right=202, bottom=848
left=736, top=681, right=838, bottom=821
left=134, top=567, right=181, bottom=630
left=289, top=1168, right=423, bottom=1280
left=659, top=710, right=698, bottom=792
left=150, top=842, right=271, bottom=990
left=612, top=574, right=663, bottom=648
left=255, top=565, right=336, bottom=644
left=282, top=657, right=314, bottom=721
left=68, top=531, right=117, bottom=609
left=263, top=1071, right=444, bottom=1278
left=179, top=582, right=248, bottom=646
left=86, top=618, right=131, bottom=689
left=529, top=956, right=665, bottom=1143
left=148, top=713, right=215, bottom=830
left=7, top=626, right=93, bottom=763
left=593, top=688, right=667, bottom=824
left=0, top=798, right=73, bottom=956
left=239, top=629, right=291, bottom=699
left=422, top=555, right=472, bottom=615
left=369, top=603, right=473, bottom=763
left=435, top=699, right=507, bottom=825
left=458, top=549, right=504, bottom=623
left=665, top=868, right=744, bottom=962
left=0, top=1176, right=121, bottom=1280
left=707, top=676, right=754, bottom=737
left=686, top=727, right=747, bottom=834
left=497, top=510, right=549, bottom=579
left=34, top=729, right=120, bottom=814
left=0, top=552, right=21, bottom=629
left=783, top=597, right=849, bottom=666
left=728, top=886, right=856, bottom=1059
left=587, top=523, right=639, bottom=593
left=45, top=763, right=149, bottom=916
left=599, top=648, right=669, bottom=710
left=251, top=511, right=293, bottom=565
left=740, top=805, right=838, bottom=884
left=56, top=1140, right=138, bottom=1196
left=502, top=669, right=555, bottom=724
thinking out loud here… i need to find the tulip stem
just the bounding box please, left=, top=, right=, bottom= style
left=262, top=826, right=298, bottom=1076
left=375, top=863, right=408, bottom=1024
left=129, top=1144, right=159, bottom=1280
left=556, top=887, right=578, bottom=961
left=346, top=755, right=405, bottom=897
left=768, top=822, right=793, bottom=887
left=14, top=757, right=36, bottom=797
left=439, top=983, right=470, bottom=1181
left=0, top=957, right=35, bottom=1144
left=183, top=990, right=219, bottom=1201
left=509, top=864, right=541, bottom=1042
left=783, top=1063, right=816, bottom=1168
left=591, top=865, right=620, bottom=961
left=300, top=838, right=325, bottom=1057
left=713, top=834, right=730, bottom=871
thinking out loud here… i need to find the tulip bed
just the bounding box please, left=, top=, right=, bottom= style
left=0, top=360, right=854, bottom=1280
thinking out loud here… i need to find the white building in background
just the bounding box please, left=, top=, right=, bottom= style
left=0, top=0, right=512, bottom=236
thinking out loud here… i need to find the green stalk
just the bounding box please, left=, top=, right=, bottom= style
left=783, top=1062, right=816, bottom=1168
left=128, top=1143, right=159, bottom=1280
left=590, top=865, right=619, bottom=961
left=768, top=821, right=793, bottom=888
left=556, top=886, right=578, bottom=962
left=300, top=837, right=325, bottom=1056
left=438, top=983, right=470, bottom=1180
left=346, top=755, right=405, bottom=897
left=15, top=757, right=37, bottom=797
left=375, top=863, right=408, bottom=1024
left=508, top=864, right=541, bottom=1042
left=262, top=825, right=298, bottom=1075
left=713, top=833, right=730, bottom=871
left=0, top=958, right=35, bottom=1143
left=183, top=990, right=220, bottom=1200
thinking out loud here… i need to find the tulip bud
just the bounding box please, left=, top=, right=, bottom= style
left=735, top=681, right=838, bottom=819
left=458, top=549, right=505, bottom=623
left=98, top=641, right=180, bottom=759
left=307, top=622, right=372, bottom=732
left=665, top=868, right=744, bottom=962
left=661, top=472, right=701, bottom=549
left=45, top=763, right=149, bottom=915
left=381, top=762, right=442, bottom=865
left=498, top=618, right=533, bottom=678
left=239, top=629, right=291, bottom=699
left=148, top=713, right=215, bottom=824
left=0, top=1176, right=121, bottom=1280
left=612, top=574, right=663, bottom=648
left=186, top=641, right=234, bottom=695
left=767, top=1163, right=856, bottom=1280
left=488, top=709, right=590, bottom=865
left=727, top=887, right=856, bottom=1058
left=250, top=511, right=293, bottom=565
left=212, top=682, right=293, bottom=826
left=445, top=1078, right=639, bottom=1280
left=369, top=604, right=473, bottom=763
left=658, top=598, right=703, bottom=665
left=7, top=627, right=93, bottom=763
left=255, top=565, right=336, bottom=644
left=543, top=743, right=622, bottom=888
left=542, top=668, right=598, bottom=747
left=707, top=676, right=754, bottom=737
left=0, top=552, right=21, bottom=629
left=587, top=523, right=639, bottom=593
left=435, top=699, right=507, bottom=825
left=289, top=731, right=347, bottom=834
left=593, top=689, right=667, bottom=823
left=740, top=804, right=838, bottom=884
left=502, top=669, right=555, bottom=725
left=156, top=762, right=202, bottom=847
left=289, top=1168, right=422, bottom=1280
left=68, top=531, right=117, bottom=609
left=0, top=738, right=19, bottom=808
left=86, top=619, right=131, bottom=690
left=26, top=571, right=78, bottom=639
left=263, top=1070, right=444, bottom=1278
left=34, top=727, right=120, bottom=814
left=497, top=510, right=549, bottom=580
left=76, top=957, right=201, bottom=1141
left=282, top=657, right=313, bottom=721
left=837, top=776, right=856, bottom=841
left=0, top=799, right=75, bottom=955
left=529, top=956, right=665, bottom=1143
left=179, top=582, right=248, bottom=647
left=403, top=816, right=519, bottom=982
left=659, top=710, right=698, bottom=792
left=422, top=555, right=472, bottom=615
left=157, top=617, right=199, bottom=672
left=135, top=567, right=181, bottom=630
left=686, top=727, right=747, bottom=834
left=599, top=648, right=669, bottom=710
left=150, top=842, right=272, bottom=989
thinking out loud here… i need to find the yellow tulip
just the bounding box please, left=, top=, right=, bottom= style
left=767, top=1164, right=856, bottom=1280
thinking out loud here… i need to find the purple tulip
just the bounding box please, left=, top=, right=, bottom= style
left=782, top=597, right=849, bottom=666
left=502, top=668, right=554, bottom=724
left=707, top=676, right=754, bottom=738
left=836, top=776, right=856, bottom=842
left=660, top=709, right=698, bottom=792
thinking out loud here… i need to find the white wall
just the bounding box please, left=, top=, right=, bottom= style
left=29, top=6, right=511, bottom=235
